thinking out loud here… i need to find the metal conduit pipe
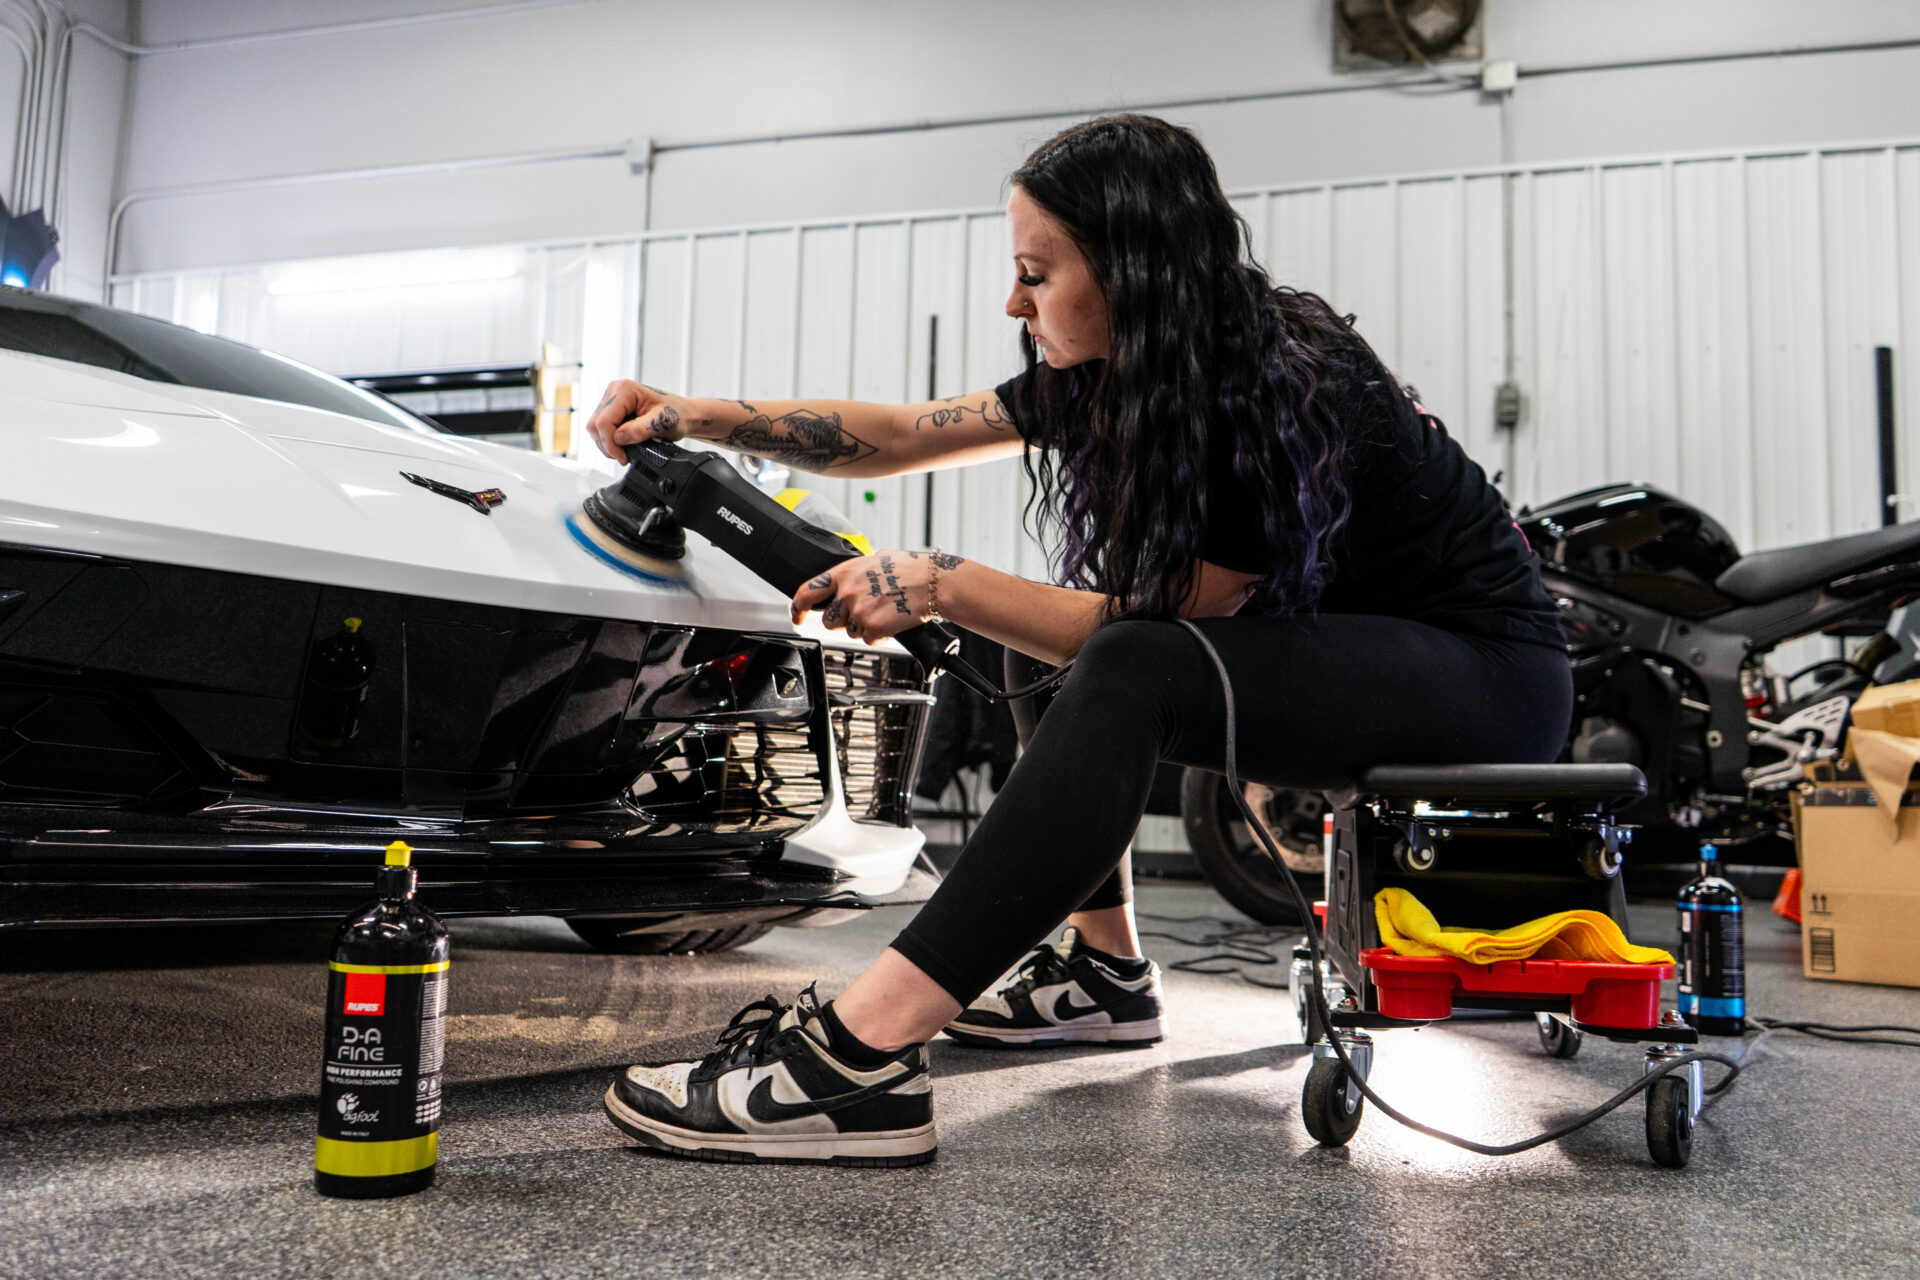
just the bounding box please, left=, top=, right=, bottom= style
left=99, top=30, right=1920, bottom=282
left=0, top=22, right=33, bottom=208
left=0, top=0, right=41, bottom=212
left=70, top=0, right=589, bottom=57
left=47, top=15, right=83, bottom=226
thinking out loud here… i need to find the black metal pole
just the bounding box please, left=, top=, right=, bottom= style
left=1878, top=346, right=1898, bottom=527
left=922, top=314, right=938, bottom=547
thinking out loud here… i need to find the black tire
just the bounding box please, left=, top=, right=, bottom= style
left=1537, top=1014, right=1582, bottom=1059
left=568, top=918, right=773, bottom=955
left=1645, top=1075, right=1694, bottom=1169
left=1301, top=1056, right=1365, bottom=1147
left=1180, top=768, right=1326, bottom=926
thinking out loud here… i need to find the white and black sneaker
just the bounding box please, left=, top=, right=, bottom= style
left=944, top=927, right=1164, bottom=1049
left=603, top=985, right=936, bottom=1167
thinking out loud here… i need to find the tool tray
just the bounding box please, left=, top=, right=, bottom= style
left=1359, top=946, right=1671, bottom=1029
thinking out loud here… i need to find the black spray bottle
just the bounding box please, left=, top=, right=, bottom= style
left=1676, top=843, right=1746, bottom=1035
left=315, top=841, right=449, bottom=1198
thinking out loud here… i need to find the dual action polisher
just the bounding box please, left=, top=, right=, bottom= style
left=569, top=439, right=1032, bottom=698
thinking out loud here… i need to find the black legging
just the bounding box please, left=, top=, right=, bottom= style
left=891, top=613, right=1573, bottom=1005
left=1001, top=646, right=1136, bottom=913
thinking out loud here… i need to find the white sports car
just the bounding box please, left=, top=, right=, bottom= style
left=0, top=285, right=935, bottom=952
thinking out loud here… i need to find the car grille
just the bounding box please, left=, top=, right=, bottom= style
left=626, top=721, right=827, bottom=837
left=820, top=649, right=932, bottom=827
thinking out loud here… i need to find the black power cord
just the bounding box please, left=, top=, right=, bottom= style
left=1173, top=618, right=1753, bottom=1157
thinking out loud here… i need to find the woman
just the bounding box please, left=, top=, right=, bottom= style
left=584, top=114, right=1572, bottom=1168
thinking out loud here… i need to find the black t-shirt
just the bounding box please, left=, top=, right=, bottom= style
left=994, top=359, right=1565, bottom=649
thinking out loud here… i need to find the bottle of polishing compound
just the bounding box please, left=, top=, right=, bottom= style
left=1676, top=843, right=1746, bottom=1035
left=315, top=841, right=449, bottom=1198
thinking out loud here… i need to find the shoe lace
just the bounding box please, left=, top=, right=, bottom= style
left=696, top=983, right=824, bottom=1073
left=1002, top=942, right=1071, bottom=998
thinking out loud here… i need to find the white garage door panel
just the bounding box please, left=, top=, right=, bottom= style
left=113, top=140, right=1920, bottom=603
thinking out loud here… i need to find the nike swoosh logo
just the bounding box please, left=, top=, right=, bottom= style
left=1053, top=990, right=1103, bottom=1022
left=744, top=1071, right=914, bottom=1125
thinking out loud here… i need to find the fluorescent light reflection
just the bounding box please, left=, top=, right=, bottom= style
left=266, top=248, right=523, bottom=295
left=63, top=421, right=162, bottom=449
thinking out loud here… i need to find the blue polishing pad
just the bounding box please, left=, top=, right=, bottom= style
left=564, top=511, right=690, bottom=587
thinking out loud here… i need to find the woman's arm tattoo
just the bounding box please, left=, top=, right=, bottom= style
left=720, top=409, right=878, bottom=471
left=913, top=396, right=1014, bottom=432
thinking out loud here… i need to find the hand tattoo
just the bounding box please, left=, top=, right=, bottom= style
left=721, top=410, right=878, bottom=471
left=806, top=573, right=833, bottom=591
left=866, top=570, right=883, bottom=598
left=877, top=554, right=912, bottom=616
left=823, top=600, right=846, bottom=627
left=929, top=552, right=964, bottom=572
left=913, top=396, right=1015, bottom=432
left=651, top=405, right=680, bottom=437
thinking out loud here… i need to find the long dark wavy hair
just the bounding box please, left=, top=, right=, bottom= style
left=1011, top=113, right=1374, bottom=621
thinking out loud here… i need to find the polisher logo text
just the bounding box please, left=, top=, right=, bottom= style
left=343, top=972, right=386, bottom=1017
left=716, top=506, right=753, bottom=537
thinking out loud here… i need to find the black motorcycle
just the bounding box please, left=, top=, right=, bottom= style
left=1183, top=482, right=1920, bottom=923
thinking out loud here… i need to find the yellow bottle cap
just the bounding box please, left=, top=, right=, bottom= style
left=384, top=841, right=412, bottom=867
left=343, top=618, right=364, bottom=633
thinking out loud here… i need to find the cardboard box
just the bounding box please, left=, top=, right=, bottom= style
left=1850, top=679, right=1920, bottom=739
left=1792, top=762, right=1920, bottom=988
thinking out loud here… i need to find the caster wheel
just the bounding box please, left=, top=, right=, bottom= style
left=1536, top=1014, right=1582, bottom=1059
left=1302, top=1056, right=1365, bottom=1147
left=1645, top=1075, right=1694, bottom=1168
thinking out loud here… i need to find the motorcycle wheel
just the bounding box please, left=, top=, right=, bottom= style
left=1179, top=768, right=1327, bottom=926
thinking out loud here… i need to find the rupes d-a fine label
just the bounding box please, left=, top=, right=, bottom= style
left=316, top=961, right=447, bottom=1178
left=315, top=841, right=449, bottom=1198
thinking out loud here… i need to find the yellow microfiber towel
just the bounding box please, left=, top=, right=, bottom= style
left=1374, top=887, right=1674, bottom=966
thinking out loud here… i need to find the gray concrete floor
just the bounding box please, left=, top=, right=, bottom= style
left=3, top=883, right=1919, bottom=1279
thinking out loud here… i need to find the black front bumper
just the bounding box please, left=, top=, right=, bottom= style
left=0, top=545, right=934, bottom=928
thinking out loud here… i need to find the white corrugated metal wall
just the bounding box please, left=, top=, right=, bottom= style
left=114, top=140, right=1920, bottom=582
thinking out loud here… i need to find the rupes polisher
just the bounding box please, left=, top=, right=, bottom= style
left=569, top=439, right=982, bottom=684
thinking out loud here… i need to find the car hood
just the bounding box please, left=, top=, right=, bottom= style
left=0, top=350, right=798, bottom=631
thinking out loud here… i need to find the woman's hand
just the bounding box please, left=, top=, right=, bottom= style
left=584, top=380, right=692, bottom=461
left=790, top=550, right=964, bottom=643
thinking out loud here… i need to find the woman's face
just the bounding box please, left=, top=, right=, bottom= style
left=1004, top=186, right=1110, bottom=368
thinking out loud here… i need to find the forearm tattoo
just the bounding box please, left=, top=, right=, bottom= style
left=721, top=410, right=878, bottom=471
left=912, top=396, right=1014, bottom=432
left=928, top=552, right=964, bottom=572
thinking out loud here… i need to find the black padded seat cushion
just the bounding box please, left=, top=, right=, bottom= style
left=1715, top=519, right=1920, bottom=605
left=1354, top=763, right=1646, bottom=805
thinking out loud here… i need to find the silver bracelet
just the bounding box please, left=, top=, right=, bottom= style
left=927, top=549, right=946, bottom=624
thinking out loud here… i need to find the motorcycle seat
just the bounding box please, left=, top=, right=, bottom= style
left=1350, top=762, right=1647, bottom=808
left=1715, top=519, right=1920, bottom=604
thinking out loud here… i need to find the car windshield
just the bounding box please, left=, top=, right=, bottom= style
left=0, top=287, right=437, bottom=434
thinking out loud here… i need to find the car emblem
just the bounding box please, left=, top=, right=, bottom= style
left=400, top=471, right=507, bottom=515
